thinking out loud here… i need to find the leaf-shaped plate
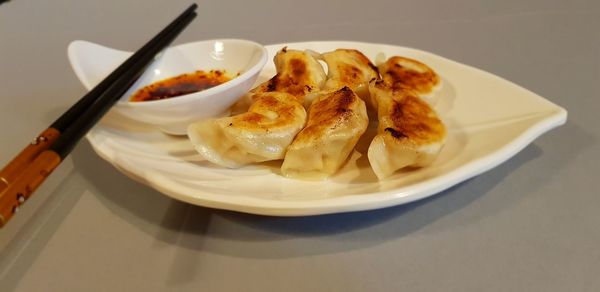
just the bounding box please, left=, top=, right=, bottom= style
left=72, top=41, right=567, bottom=216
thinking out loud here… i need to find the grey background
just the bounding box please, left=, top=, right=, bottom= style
left=1, top=0, right=599, bottom=291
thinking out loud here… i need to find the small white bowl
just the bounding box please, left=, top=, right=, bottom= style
left=68, top=39, right=268, bottom=134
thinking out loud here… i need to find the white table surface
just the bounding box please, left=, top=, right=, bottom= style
left=1, top=0, right=599, bottom=291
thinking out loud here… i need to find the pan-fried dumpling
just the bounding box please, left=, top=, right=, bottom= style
left=281, top=49, right=375, bottom=179
left=320, top=49, right=379, bottom=100
left=377, top=56, right=441, bottom=104
left=367, top=80, right=446, bottom=180
left=188, top=92, right=306, bottom=168
left=253, top=47, right=326, bottom=103
left=230, top=47, right=326, bottom=114
left=281, top=87, right=368, bottom=179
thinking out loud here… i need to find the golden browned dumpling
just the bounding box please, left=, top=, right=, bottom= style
left=281, top=87, right=368, bottom=179
left=377, top=56, right=441, bottom=104
left=367, top=80, right=446, bottom=179
left=188, top=92, right=306, bottom=168
left=230, top=47, right=327, bottom=114
left=252, top=47, right=327, bottom=103
left=320, top=49, right=379, bottom=100
left=281, top=49, right=377, bottom=179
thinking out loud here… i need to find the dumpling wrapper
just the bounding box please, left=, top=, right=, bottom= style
left=188, top=92, right=306, bottom=168
left=282, top=87, right=368, bottom=179
left=377, top=56, right=442, bottom=105
left=320, top=49, right=379, bottom=100
left=253, top=47, right=326, bottom=100
left=367, top=81, right=446, bottom=180
left=231, top=47, right=326, bottom=114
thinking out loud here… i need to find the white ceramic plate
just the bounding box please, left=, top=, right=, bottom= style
left=80, top=41, right=567, bottom=216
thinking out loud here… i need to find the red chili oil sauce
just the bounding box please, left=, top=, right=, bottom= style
left=130, top=70, right=233, bottom=102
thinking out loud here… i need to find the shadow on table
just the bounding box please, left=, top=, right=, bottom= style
left=68, top=120, right=588, bottom=260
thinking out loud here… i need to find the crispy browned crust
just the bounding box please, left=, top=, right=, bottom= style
left=252, top=49, right=323, bottom=101
left=379, top=56, right=439, bottom=95
left=293, top=87, right=363, bottom=143
left=334, top=49, right=379, bottom=74
left=381, top=92, right=446, bottom=145
left=228, top=92, right=305, bottom=130
left=261, top=58, right=312, bottom=97
left=322, top=49, right=379, bottom=89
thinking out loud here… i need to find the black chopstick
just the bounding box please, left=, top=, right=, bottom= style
left=52, top=3, right=197, bottom=132
left=0, top=4, right=197, bottom=196
left=51, top=11, right=197, bottom=158
left=0, top=5, right=197, bottom=226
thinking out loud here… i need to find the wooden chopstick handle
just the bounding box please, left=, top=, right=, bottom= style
left=0, top=128, right=60, bottom=194
left=0, top=150, right=61, bottom=226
